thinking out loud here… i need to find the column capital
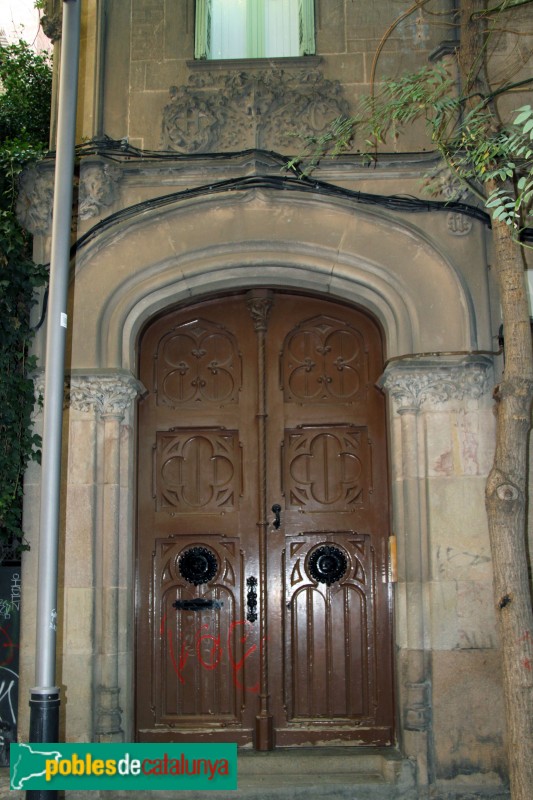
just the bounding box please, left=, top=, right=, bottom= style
left=379, top=355, right=493, bottom=413
left=67, top=371, right=145, bottom=418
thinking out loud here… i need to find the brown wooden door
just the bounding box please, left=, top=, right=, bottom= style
left=135, top=291, right=394, bottom=748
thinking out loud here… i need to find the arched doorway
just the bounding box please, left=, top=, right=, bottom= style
left=135, top=289, right=394, bottom=749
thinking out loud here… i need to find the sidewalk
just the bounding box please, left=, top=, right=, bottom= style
left=0, top=748, right=414, bottom=799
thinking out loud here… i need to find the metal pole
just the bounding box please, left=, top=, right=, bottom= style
left=27, top=3, right=81, bottom=799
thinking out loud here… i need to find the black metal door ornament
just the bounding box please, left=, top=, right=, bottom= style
left=178, top=546, right=218, bottom=585
left=308, top=545, right=348, bottom=586
left=246, top=576, right=258, bottom=622
left=271, top=504, right=281, bottom=529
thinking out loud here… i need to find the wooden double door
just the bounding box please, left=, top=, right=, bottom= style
left=135, top=291, right=394, bottom=748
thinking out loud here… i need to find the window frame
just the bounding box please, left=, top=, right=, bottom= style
left=194, top=0, right=316, bottom=61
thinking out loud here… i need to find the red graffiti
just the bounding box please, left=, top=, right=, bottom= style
left=0, top=626, right=18, bottom=668
left=227, top=620, right=260, bottom=694
left=522, top=658, right=532, bottom=672
left=518, top=631, right=532, bottom=643
left=161, top=613, right=263, bottom=693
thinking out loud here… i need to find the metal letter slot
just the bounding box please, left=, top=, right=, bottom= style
left=172, top=598, right=223, bottom=612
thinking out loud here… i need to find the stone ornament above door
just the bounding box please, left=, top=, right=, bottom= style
left=161, top=68, right=349, bottom=154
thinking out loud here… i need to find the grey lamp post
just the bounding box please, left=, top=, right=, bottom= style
left=27, top=3, right=81, bottom=798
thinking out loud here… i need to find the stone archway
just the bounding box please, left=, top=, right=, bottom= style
left=19, top=187, right=498, bottom=789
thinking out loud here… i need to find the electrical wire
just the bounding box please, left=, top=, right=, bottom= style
left=37, top=140, right=533, bottom=258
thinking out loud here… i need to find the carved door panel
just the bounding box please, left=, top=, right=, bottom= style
left=135, top=292, right=394, bottom=747
left=265, top=296, right=394, bottom=745
left=136, top=297, right=261, bottom=745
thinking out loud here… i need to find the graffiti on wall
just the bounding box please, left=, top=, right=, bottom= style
left=0, top=568, right=20, bottom=766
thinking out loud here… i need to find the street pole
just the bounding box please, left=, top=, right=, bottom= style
left=27, top=3, right=81, bottom=799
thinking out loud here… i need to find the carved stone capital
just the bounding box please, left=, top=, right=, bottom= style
left=246, top=290, right=273, bottom=332
left=379, top=356, right=493, bottom=412
left=67, top=373, right=145, bottom=418
left=33, top=371, right=145, bottom=418
left=162, top=68, right=349, bottom=154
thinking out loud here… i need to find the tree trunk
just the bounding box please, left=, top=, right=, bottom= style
left=459, top=2, right=533, bottom=797
left=485, top=214, right=533, bottom=800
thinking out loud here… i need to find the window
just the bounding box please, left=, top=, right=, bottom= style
left=195, top=0, right=315, bottom=60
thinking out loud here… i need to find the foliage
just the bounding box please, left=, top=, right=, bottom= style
left=291, top=64, right=533, bottom=237
left=484, top=105, right=533, bottom=227
left=0, top=40, right=51, bottom=559
left=0, top=40, right=52, bottom=145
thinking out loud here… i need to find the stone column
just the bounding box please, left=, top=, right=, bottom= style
left=380, top=355, right=494, bottom=793
left=69, top=372, right=144, bottom=742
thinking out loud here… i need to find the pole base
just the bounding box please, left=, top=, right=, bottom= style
left=26, top=689, right=60, bottom=800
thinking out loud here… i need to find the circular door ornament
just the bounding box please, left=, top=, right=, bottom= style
left=308, top=545, right=348, bottom=586
left=178, top=546, right=218, bottom=586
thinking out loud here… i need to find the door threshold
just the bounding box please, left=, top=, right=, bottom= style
left=237, top=746, right=410, bottom=787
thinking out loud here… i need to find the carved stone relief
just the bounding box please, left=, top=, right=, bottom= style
left=16, top=164, right=55, bottom=236
left=34, top=371, right=142, bottom=418
left=446, top=211, right=473, bottom=236
left=380, top=357, right=493, bottom=412
left=423, top=166, right=475, bottom=237
left=41, top=1, right=63, bottom=43
left=162, top=69, right=350, bottom=154
left=67, top=373, right=143, bottom=418
left=16, top=158, right=123, bottom=237
left=78, top=159, right=122, bottom=220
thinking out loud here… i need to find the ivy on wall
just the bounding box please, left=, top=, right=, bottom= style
left=0, top=41, right=52, bottom=561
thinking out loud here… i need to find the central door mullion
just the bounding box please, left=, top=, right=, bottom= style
left=246, top=289, right=274, bottom=750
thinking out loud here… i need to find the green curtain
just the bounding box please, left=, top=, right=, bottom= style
left=195, top=0, right=315, bottom=60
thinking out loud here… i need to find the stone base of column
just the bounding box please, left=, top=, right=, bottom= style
left=95, top=685, right=123, bottom=741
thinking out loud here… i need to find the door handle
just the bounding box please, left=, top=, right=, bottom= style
left=246, top=576, right=258, bottom=622
left=271, top=504, right=281, bottom=529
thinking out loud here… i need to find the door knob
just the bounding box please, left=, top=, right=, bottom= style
left=271, top=504, right=281, bottom=529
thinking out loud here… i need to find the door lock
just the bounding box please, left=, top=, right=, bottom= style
left=271, top=504, right=282, bottom=529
